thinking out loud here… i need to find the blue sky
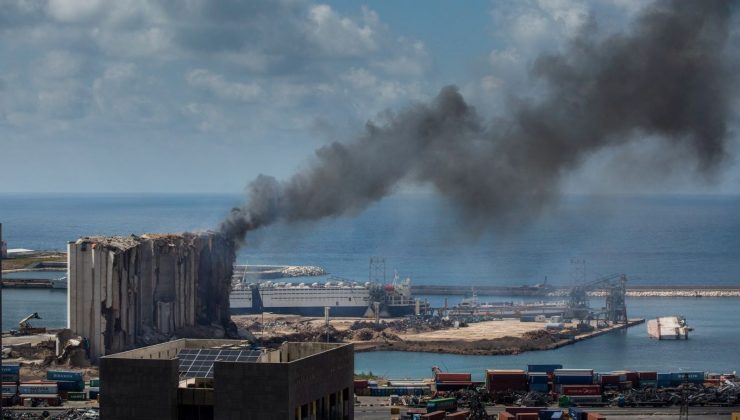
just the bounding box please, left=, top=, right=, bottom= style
left=1, top=0, right=738, bottom=193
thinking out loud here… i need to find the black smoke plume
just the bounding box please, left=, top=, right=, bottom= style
left=221, top=0, right=736, bottom=245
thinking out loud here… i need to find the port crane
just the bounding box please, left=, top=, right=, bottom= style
left=567, top=274, right=627, bottom=324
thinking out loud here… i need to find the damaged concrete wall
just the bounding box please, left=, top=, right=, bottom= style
left=67, top=232, right=234, bottom=362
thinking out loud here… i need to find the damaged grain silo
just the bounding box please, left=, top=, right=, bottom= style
left=66, top=232, right=235, bottom=362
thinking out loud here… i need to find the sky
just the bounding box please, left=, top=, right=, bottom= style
left=1, top=0, right=738, bottom=194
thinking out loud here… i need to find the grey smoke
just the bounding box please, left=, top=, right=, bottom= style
left=221, top=0, right=736, bottom=244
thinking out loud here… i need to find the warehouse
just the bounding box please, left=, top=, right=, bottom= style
left=99, top=339, right=354, bottom=420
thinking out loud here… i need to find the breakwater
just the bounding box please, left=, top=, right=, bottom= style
left=412, top=285, right=740, bottom=298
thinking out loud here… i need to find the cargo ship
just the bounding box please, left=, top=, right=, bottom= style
left=449, top=291, right=568, bottom=317
left=229, top=274, right=427, bottom=317
left=647, top=315, right=692, bottom=339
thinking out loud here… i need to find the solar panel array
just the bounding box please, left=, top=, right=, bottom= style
left=178, top=348, right=262, bottom=378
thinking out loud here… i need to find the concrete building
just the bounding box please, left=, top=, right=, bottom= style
left=100, top=339, right=354, bottom=420
left=67, top=233, right=235, bottom=362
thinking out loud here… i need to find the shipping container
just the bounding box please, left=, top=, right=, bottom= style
left=516, top=413, right=539, bottom=420
left=527, top=364, right=562, bottom=373
left=426, top=397, right=457, bottom=413
left=560, top=385, right=601, bottom=396
left=568, top=407, right=586, bottom=420
left=554, top=369, right=593, bottom=376
left=528, top=373, right=549, bottom=384
left=598, top=374, right=620, bottom=385
left=638, top=371, right=658, bottom=380
left=498, top=412, right=515, bottom=420
left=56, top=380, right=84, bottom=392
left=2, top=383, right=18, bottom=395
left=66, top=391, right=87, bottom=401
left=353, top=379, right=369, bottom=389
left=670, top=371, right=704, bottom=384
left=18, top=383, right=58, bottom=395
left=586, top=413, right=606, bottom=420
left=1, top=374, right=19, bottom=383
left=487, top=370, right=528, bottom=392
left=47, top=371, right=83, bottom=382
left=520, top=316, right=537, bottom=322
left=89, top=378, right=101, bottom=388
left=538, top=409, right=562, bottom=420
left=1, top=365, right=20, bottom=375
left=554, top=375, right=593, bottom=385
left=435, top=382, right=473, bottom=391
left=88, top=388, right=99, bottom=400
left=657, top=373, right=672, bottom=388
left=421, top=410, right=446, bottom=420
left=18, top=394, right=61, bottom=406
left=436, top=373, right=471, bottom=382
left=567, top=395, right=603, bottom=405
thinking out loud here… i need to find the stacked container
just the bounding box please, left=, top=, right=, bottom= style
left=1, top=365, right=20, bottom=384
left=638, top=371, right=658, bottom=388
left=528, top=373, right=549, bottom=393
left=486, top=370, right=528, bottom=393
left=47, top=370, right=85, bottom=395
left=553, top=369, right=593, bottom=390
left=434, top=372, right=473, bottom=391
left=527, top=364, right=562, bottom=374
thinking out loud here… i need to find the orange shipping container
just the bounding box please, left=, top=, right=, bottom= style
left=498, top=412, right=515, bottom=420
left=587, top=412, right=606, bottom=420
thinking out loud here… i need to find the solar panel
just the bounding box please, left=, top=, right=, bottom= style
left=178, top=348, right=262, bottom=378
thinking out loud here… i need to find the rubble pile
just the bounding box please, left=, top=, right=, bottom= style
left=280, top=266, right=327, bottom=277
left=614, top=381, right=740, bottom=407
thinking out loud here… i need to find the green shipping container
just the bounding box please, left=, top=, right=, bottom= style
left=89, top=378, right=100, bottom=388
left=67, top=392, right=87, bottom=401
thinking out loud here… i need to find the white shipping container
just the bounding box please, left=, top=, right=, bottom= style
left=19, top=384, right=58, bottom=395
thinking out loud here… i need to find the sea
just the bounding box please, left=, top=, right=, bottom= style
left=1, top=193, right=739, bottom=375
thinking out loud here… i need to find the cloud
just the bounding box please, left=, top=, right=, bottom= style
left=186, top=69, right=262, bottom=102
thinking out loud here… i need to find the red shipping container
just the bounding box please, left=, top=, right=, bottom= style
left=421, top=410, right=447, bottom=420
left=638, top=371, right=658, bottom=380
left=586, top=413, right=606, bottom=420
left=516, top=414, right=539, bottom=420
left=561, top=385, right=601, bottom=396
left=353, top=379, right=368, bottom=389
left=599, top=374, right=620, bottom=384
left=445, top=410, right=470, bottom=419
left=436, top=373, right=472, bottom=382
left=498, top=412, right=515, bottom=420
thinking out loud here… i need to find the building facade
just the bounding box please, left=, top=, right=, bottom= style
left=99, top=339, right=354, bottom=420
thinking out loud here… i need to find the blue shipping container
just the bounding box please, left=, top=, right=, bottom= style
left=1, top=365, right=20, bottom=375
left=529, top=374, right=549, bottom=384
left=569, top=407, right=586, bottom=420
left=555, top=376, right=593, bottom=385
left=47, top=371, right=83, bottom=382
left=56, top=380, right=85, bottom=392
left=528, top=364, right=563, bottom=373
left=539, top=409, right=562, bottom=420
left=529, top=383, right=549, bottom=393
left=670, top=372, right=704, bottom=384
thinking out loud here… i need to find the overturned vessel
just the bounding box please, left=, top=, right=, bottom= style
left=647, top=315, right=692, bottom=340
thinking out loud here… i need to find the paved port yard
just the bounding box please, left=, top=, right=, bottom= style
left=354, top=397, right=737, bottom=419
